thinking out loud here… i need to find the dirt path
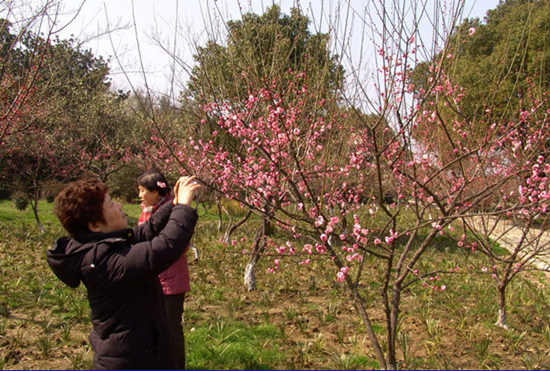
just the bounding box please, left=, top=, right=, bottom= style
left=466, top=216, right=550, bottom=272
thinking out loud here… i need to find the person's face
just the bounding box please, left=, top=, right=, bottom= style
left=138, top=185, right=161, bottom=207
left=89, top=194, right=128, bottom=233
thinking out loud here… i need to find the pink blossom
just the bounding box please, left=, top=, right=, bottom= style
left=314, top=215, right=325, bottom=227
left=468, top=27, right=476, bottom=36
left=384, top=230, right=398, bottom=244
left=346, top=253, right=363, bottom=262
left=336, top=266, right=349, bottom=282
left=315, top=243, right=326, bottom=254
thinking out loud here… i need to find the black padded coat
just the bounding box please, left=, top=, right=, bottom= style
left=47, top=202, right=197, bottom=369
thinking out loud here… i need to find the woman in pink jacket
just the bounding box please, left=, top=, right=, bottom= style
left=138, top=169, right=190, bottom=368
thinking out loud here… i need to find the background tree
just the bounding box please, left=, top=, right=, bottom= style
left=187, top=5, right=344, bottom=103
left=410, top=0, right=550, bottom=160
left=409, top=0, right=550, bottom=329
left=0, top=25, right=138, bottom=228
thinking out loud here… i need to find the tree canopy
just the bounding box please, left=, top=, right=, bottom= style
left=185, top=5, right=344, bottom=103
left=408, top=0, right=550, bottom=166
left=413, top=0, right=550, bottom=123
left=0, top=22, right=137, bottom=226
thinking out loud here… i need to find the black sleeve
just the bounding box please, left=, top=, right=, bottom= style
left=132, top=201, right=173, bottom=242
left=119, top=205, right=198, bottom=277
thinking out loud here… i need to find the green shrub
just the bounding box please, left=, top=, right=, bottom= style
left=12, top=193, right=29, bottom=211
left=108, top=164, right=143, bottom=203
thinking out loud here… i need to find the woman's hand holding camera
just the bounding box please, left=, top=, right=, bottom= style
left=173, top=176, right=201, bottom=206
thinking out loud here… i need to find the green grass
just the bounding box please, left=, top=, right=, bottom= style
left=0, top=199, right=142, bottom=229
left=0, top=199, right=60, bottom=227
left=186, top=319, right=284, bottom=369
left=336, top=353, right=380, bottom=370
left=121, top=202, right=141, bottom=226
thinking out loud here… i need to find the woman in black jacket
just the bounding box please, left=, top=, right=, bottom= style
left=47, top=176, right=200, bottom=369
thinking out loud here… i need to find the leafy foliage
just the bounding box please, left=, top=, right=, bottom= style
left=187, top=5, right=344, bottom=103
left=412, top=0, right=550, bottom=125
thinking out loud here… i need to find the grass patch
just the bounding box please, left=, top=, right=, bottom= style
left=121, top=202, right=141, bottom=226
left=336, top=353, right=379, bottom=370
left=186, top=319, right=283, bottom=369
left=0, top=199, right=59, bottom=227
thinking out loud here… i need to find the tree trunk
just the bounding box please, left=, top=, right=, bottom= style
left=243, top=215, right=270, bottom=291
left=243, top=259, right=259, bottom=291
left=243, top=227, right=264, bottom=291
left=30, top=197, right=44, bottom=233
left=495, top=283, right=509, bottom=329
left=223, top=210, right=252, bottom=243
left=348, top=282, right=388, bottom=369
left=388, top=287, right=401, bottom=369
left=216, top=198, right=223, bottom=232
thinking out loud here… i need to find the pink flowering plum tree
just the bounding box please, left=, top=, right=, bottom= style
left=454, top=86, right=550, bottom=329
left=0, top=0, right=82, bottom=145
left=411, top=71, right=550, bottom=330
left=147, top=70, right=477, bottom=369
left=144, top=0, right=550, bottom=368
left=409, top=1, right=550, bottom=330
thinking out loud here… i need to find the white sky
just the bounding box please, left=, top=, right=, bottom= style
left=7, top=0, right=500, bottom=98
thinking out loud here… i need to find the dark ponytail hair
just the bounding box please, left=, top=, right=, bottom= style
left=137, top=169, right=170, bottom=196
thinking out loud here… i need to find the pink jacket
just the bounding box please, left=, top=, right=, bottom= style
left=139, top=195, right=190, bottom=295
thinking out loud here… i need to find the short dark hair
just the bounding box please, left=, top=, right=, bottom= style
left=54, top=179, right=107, bottom=237
left=137, top=169, right=170, bottom=196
